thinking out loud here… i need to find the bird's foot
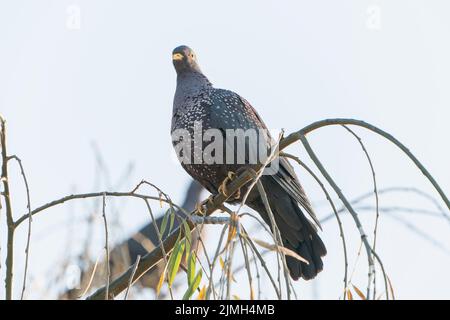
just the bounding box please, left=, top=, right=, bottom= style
left=195, top=202, right=206, bottom=215
left=218, top=171, right=241, bottom=200
left=194, top=195, right=215, bottom=216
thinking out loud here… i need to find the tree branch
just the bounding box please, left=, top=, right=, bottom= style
left=85, top=118, right=449, bottom=300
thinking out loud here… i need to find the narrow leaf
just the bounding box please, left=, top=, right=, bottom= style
left=159, top=210, right=169, bottom=236
left=196, top=285, right=206, bottom=300
left=346, top=288, right=353, bottom=300
left=156, top=269, right=166, bottom=297
left=183, top=220, right=192, bottom=262
left=352, top=285, right=366, bottom=300
left=187, top=252, right=196, bottom=285
left=182, top=270, right=202, bottom=300
left=168, top=241, right=185, bottom=286
left=253, top=238, right=309, bottom=264
left=158, top=192, right=163, bottom=208
left=227, top=224, right=237, bottom=243
left=169, top=210, right=175, bottom=232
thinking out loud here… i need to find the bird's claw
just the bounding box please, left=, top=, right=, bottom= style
left=195, top=202, right=206, bottom=215
left=218, top=171, right=241, bottom=200
left=195, top=195, right=214, bottom=216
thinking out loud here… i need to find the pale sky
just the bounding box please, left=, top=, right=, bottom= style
left=0, top=0, right=449, bottom=299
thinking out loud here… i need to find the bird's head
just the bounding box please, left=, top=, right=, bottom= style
left=172, top=45, right=202, bottom=74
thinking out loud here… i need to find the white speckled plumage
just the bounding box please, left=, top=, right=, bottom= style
left=170, top=45, right=326, bottom=280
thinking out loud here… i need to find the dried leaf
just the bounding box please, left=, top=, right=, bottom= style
left=196, top=285, right=206, bottom=300
left=352, top=285, right=366, bottom=300
left=253, top=238, right=309, bottom=264
left=156, top=269, right=165, bottom=297
left=232, top=295, right=240, bottom=300
left=229, top=272, right=237, bottom=283
left=219, top=256, right=225, bottom=270
left=227, top=224, right=237, bottom=243
left=159, top=192, right=163, bottom=208
left=346, top=288, right=353, bottom=300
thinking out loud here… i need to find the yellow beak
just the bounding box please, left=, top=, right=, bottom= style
left=172, top=53, right=184, bottom=61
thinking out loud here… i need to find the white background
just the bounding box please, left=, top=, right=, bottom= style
left=0, top=0, right=449, bottom=299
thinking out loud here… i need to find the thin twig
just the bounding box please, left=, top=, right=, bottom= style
left=342, top=125, right=380, bottom=299
left=256, top=181, right=292, bottom=299
left=86, top=118, right=449, bottom=300
left=8, top=155, right=32, bottom=300
left=101, top=194, right=110, bottom=299
left=142, top=198, right=174, bottom=299
left=124, top=255, right=141, bottom=300
left=241, top=227, right=281, bottom=299
left=281, top=152, right=349, bottom=299
left=298, top=134, right=376, bottom=299
left=77, top=254, right=101, bottom=298
left=238, top=235, right=254, bottom=299
left=1, top=116, right=15, bottom=300
left=14, top=191, right=185, bottom=228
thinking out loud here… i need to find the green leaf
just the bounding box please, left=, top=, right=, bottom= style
left=159, top=210, right=170, bottom=236
left=182, top=270, right=202, bottom=300
left=168, top=241, right=185, bottom=286
left=183, top=220, right=192, bottom=263
left=187, top=252, right=196, bottom=285
left=169, top=209, right=175, bottom=232
left=183, top=220, right=192, bottom=246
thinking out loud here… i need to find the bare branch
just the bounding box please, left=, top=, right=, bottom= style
left=124, top=255, right=141, bottom=300
left=86, top=118, right=449, bottom=300
left=101, top=194, right=110, bottom=299
left=1, top=116, right=15, bottom=300
left=8, top=155, right=32, bottom=300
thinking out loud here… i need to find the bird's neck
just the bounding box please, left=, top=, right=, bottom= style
left=176, top=71, right=212, bottom=97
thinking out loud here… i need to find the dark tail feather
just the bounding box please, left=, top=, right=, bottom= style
left=248, top=179, right=326, bottom=281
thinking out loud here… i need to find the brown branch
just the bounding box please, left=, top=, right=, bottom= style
left=14, top=192, right=185, bottom=228
left=85, top=118, right=449, bottom=300
left=124, top=255, right=141, bottom=300
left=282, top=118, right=450, bottom=211
left=87, top=169, right=256, bottom=299
left=8, top=155, right=32, bottom=300
left=101, top=194, right=110, bottom=299
left=1, top=116, right=15, bottom=300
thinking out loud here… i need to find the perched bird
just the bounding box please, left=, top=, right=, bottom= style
left=170, top=45, right=326, bottom=280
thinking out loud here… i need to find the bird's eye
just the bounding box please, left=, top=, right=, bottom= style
left=191, top=54, right=195, bottom=58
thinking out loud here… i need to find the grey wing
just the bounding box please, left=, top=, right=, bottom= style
left=208, top=89, right=272, bottom=165
left=271, top=158, right=322, bottom=229
left=219, top=90, right=322, bottom=228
